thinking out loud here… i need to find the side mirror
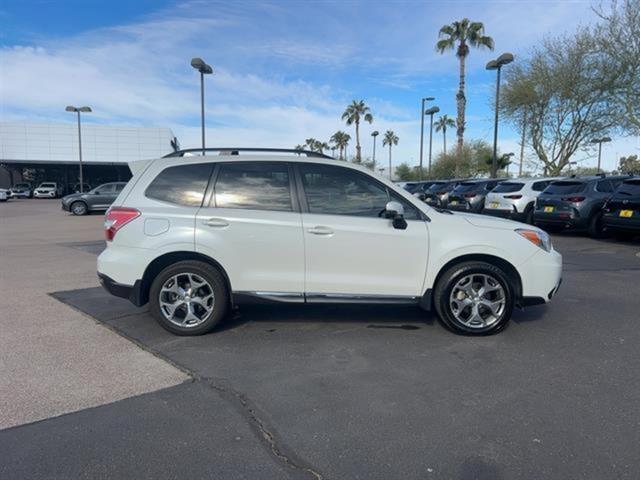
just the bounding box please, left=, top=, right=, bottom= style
left=384, top=201, right=408, bottom=230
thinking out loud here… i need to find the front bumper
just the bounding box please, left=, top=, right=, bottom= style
left=518, top=248, right=563, bottom=304
left=98, top=273, right=145, bottom=307
left=34, top=191, right=56, bottom=198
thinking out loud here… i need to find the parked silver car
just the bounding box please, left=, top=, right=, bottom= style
left=61, top=182, right=127, bottom=215
left=10, top=182, right=32, bottom=198
left=34, top=182, right=64, bottom=198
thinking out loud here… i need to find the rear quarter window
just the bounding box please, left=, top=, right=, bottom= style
left=532, top=181, right=550, bottom=192
left=145, top=163, right=213, bottom=206
left=616, top=179, right=640, bottom=196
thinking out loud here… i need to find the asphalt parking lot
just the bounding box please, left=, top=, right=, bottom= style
left=1, top=199, right=639, bottom=480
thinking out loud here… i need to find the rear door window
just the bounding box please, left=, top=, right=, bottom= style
left=214, top=162, right=293, bottom=212
left=544, top=181, right=586, bottom=194
left=145, top=163, right=213, bottom=207
left=492, top=182, right=524, bottom=193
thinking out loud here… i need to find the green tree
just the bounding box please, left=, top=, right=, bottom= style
left=431, top=139, right=493, bottom=179
left=330, top=131, right=351, bottom=160
left=594, top=0, right=640, bottom=134
left=294, top=144, right=305, bottom=155
left=618, top=154, right=640, bottom=174
left=434, top=115, right=456, bottom=155
left=395, top=163, right=417, bottom=181
left=502, top=32, right=618, bottom=175
left=436, top=19, right=494, bottom=170
left=382, top=130, right=399, bottom=180
left=341, top=100, right=373, bottom=162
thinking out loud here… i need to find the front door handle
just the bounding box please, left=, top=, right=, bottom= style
left=307, top=226, right=334, bottom=236
left=203, top=217, right=230, bottom=228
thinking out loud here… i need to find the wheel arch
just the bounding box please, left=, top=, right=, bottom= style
left=424, top=253, right=522, bottom=310
left=139, top=251, right=232, bottom=306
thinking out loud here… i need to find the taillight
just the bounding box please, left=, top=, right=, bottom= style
left=463, top=193, right=476, bottom=198
left=105, top=207, right=140, bottom=241
left=561, top=196, right=585, bottom=203
left=504, top=194, right=523, bottom=199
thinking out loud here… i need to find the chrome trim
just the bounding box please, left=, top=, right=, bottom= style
left=305, top=293, right=420, bottom=305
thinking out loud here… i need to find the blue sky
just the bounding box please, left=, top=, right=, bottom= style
left=1, top=0, right=636, bottom=172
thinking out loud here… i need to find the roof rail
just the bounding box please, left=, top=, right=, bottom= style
left=163, top=147, right=334, bottom=159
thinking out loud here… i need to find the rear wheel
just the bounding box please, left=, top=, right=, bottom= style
left=70, top=201, right=88, bottom=216
left=434, top=262, right=515, bottom=335
left=588, top=211, right=605, bottom=238
left=149, top=260, right=228, bottom=335
left=524, top=205, right=534, bottom=225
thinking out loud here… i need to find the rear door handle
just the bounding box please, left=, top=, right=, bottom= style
left=202, top=217, right=230, bottom=228
left=307, top=226, right=334, bottom=236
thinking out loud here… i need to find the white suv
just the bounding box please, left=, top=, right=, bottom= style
left=484, top=177, right=564, bottom=224
left=97, top=148, right=562, bottom=336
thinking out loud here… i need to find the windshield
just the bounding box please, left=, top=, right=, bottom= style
left=14, top=183, right=29, bottom=188
left=453, top=182, right=481, bottom=193
left=40, top=183, right=56, bottom=188
left=616, top=179, right=640, bottom=196
left=544, top=181, right=586, bottom=194
left=492, top=182, right=524, bottom=193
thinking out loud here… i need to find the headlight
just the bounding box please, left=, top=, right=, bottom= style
left=515, top=228, right=552, bottom=252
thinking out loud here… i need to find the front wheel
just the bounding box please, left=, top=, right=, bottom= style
left=434, top=262, right=515, bottom=335
left=70, top=201, right=88, bottom=215
left=149, top=260, right=228, bottom=336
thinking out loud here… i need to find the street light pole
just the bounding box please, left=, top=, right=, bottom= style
left=419, top=96, right=435, bottom=180
left=591, top=136, right=612, bottom=172
left=371, top=131, right=379, bottom=165
left=190, top=57, right=213, bottom=153
left=486, top=53, right=514, bottom=179
left=424, top=106, right=440, bottom=179
left=65, top=106, right=92, bottom=193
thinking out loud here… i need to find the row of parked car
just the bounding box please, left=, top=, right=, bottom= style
left=402, top=174, right=639, bottom=239
left=0, top=181, right=98, bottom=201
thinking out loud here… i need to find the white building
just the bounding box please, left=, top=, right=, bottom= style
left=0, top=122, right=177, bottom=190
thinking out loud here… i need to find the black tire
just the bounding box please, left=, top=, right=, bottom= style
left=434, top=261, right=515, bottom=335
left=70, top=201, right=88, bottom=216
left=149, top=260, right=228, bottom=336
left=524, top=204, right=534, bottom=225
left=588, top=211, right=605, bottom=238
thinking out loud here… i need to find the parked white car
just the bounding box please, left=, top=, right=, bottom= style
left=0, top=188, right=10, bottom=202
left=10, top=183, right=32, bottom=198
left=98, top=149, right=562, bottom=336
left=484, top=177, right=564, bottom=224
left=34, top=182, right=63, bottom=198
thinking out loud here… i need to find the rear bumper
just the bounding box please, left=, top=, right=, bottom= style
left=484, top=208, right=528, bottom=222
left=98, top=273, right=145, bottom=307
left=533, top=211, right=588, bottom=229
left=603, top=215, right=640, bottom=232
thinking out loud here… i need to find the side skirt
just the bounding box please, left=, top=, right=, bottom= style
left=232, top=291, right=429, bottom=307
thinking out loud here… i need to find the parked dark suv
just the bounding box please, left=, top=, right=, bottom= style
left=534, top=175, right=630, bottom=237
left=61, top=182, right=127, bottom=215
left=602, top=177, right=640, bottom=239
left=447, top=178, right=505, bottom=213
left=403, top=181, right=441, bottom=196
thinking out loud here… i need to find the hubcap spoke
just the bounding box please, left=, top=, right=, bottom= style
left=158, top=272, right=215, bottom=328
left=449, top=273, right=506, bottom=329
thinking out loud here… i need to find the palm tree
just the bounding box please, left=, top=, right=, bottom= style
left=316, top=141, right=329, bottom=154
left=436, top=19, right=494, bottom=170
left=294, top=144, right=305, bottom=156
left=305, top=138, right=319, bottom=152
left=382, top=130, right=399, bottom=180
left=341, top=100, right=373, bottom=162
left=434, top=115, right=456, bottom=155
left=330, top=131, right=351, bottom=160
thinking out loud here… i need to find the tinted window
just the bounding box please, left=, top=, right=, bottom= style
left=493, top=182, right=524, bottom=193
left=595, top=180, right=613, bottom=193
left=15, top=183, right=29, bottom=188
left=95, top=184, right=115, bottom=193
left=40, top=183, right=56, bottom=188
left=300, top=164, right=419, bottom=219
left=114, top=183, right=126, bottom=193
left=532, top=181, right=550, bottom=192
left=214, top=163, right=292, bottom=211
left=146, top=163, right=212, bottom=206
left=403, top=183, right=418, bottom=192
left=617, top=179, right=640, bottom=196
left=453, top=182, right=481, bottom=193
left=426, top=182, right=448, bottom=193
left=544, top=181, right=586, bottom=194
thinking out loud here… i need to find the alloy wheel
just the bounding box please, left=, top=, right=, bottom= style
left=449, top=273, right=506, bottom=329
left=159, top=273, right=215, bottom=328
